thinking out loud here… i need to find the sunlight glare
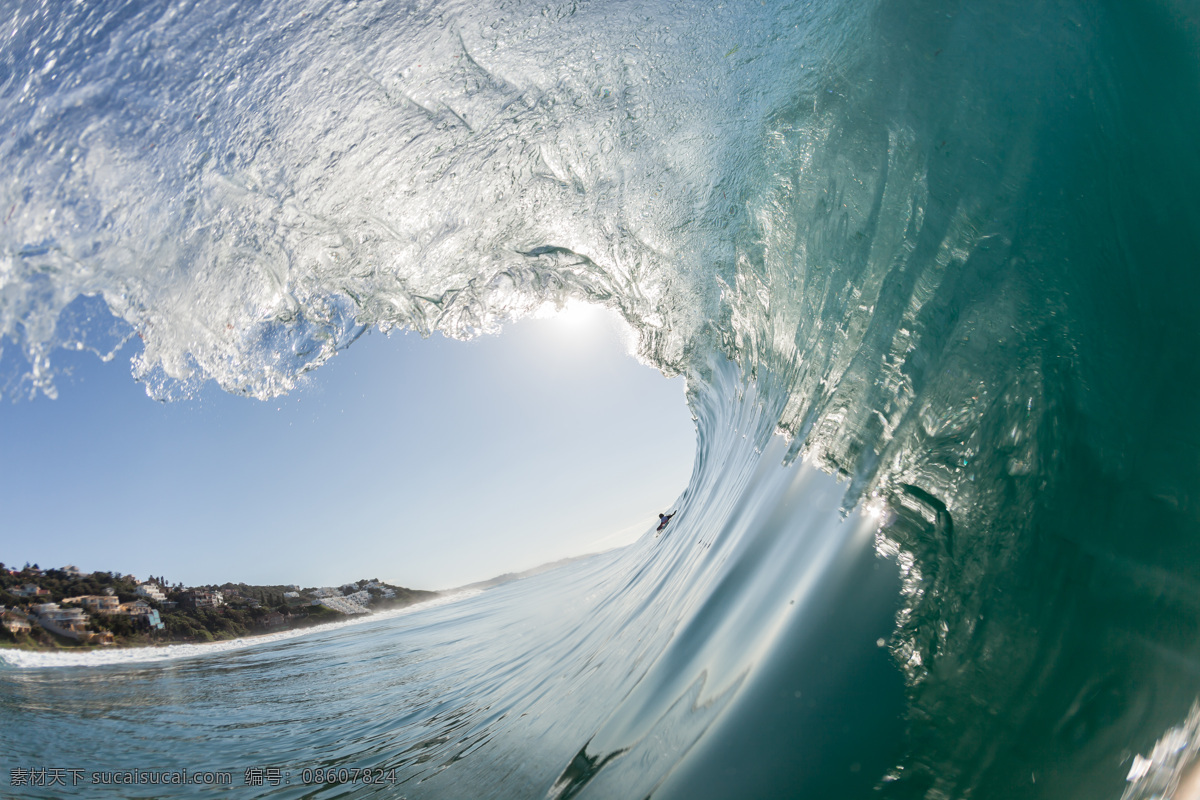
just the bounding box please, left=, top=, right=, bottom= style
left=533, top=299, right=638, bottom=356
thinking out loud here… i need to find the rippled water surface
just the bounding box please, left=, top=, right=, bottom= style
left=3, top=0, right=1200, bottom=796
left=3, top=420, right=901, bottom=798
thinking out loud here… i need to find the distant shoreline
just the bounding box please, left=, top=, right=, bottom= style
left=1, top=566, right=438, bottom=654
left=1, top=553, right=608, bottom=660
left=0, top=595, right=432, bottom=653
left=0, top=590, right=481, bottom=669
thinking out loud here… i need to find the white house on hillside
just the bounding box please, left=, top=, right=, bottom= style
left=136, top=583, right=167, bottom=603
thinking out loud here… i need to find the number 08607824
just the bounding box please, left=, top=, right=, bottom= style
left=301, top=767, right=399, bottom=785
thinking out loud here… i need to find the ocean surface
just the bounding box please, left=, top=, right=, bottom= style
left=3, top=0, right=1200, bottom=797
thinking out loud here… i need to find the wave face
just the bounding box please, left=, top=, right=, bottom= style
left=4, top=0, right=1200, bottom=796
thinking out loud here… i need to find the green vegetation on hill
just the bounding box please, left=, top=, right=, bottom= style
left=0, top=563, right=437, bottom=650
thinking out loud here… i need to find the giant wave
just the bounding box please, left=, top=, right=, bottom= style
left=3, top=0, right=1199, bottom=797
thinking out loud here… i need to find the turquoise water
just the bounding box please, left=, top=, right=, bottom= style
left=3, top=0, right=1200, bottom=796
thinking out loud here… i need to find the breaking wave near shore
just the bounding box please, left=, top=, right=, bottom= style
left=3, top=0, right=1200, bottom=797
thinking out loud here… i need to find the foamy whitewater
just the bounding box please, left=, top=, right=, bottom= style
left=3, top=0, right=1200, bottom=798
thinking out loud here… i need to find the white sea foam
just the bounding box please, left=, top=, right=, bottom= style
left=0, top=590, right=480, bottom=670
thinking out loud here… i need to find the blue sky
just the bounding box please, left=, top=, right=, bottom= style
left=0, top=305, right=696, bottom=590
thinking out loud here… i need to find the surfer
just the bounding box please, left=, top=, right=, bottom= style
left=656, top=512, right=675, bottom=532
